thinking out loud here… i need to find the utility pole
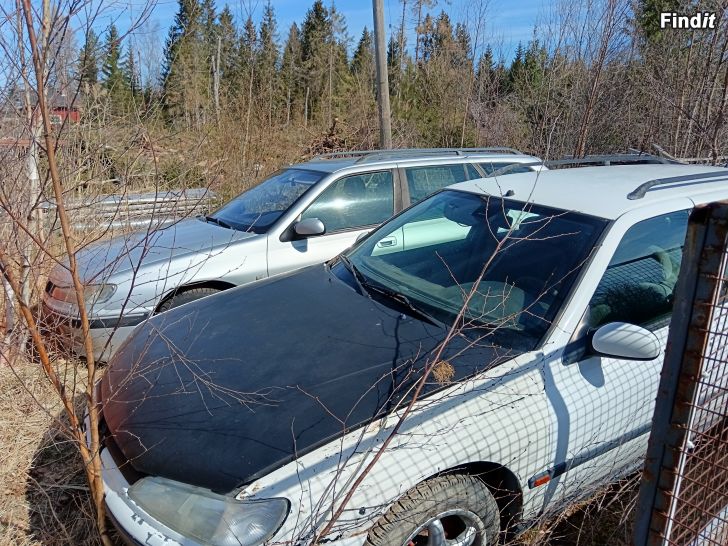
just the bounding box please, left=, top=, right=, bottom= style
left=372, top=0, right=392, bottom=149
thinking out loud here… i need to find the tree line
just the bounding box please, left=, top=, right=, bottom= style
left=64, top=0, right=728, bottom=174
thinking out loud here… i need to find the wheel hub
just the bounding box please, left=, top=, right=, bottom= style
left=403, top=508, right=484, bottom=546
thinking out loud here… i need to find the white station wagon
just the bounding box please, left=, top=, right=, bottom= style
left=43, top=148, right=542, bottom=361
left=95, top=161, right=728, bottom=546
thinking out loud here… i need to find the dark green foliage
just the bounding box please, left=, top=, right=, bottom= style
left=300, top=0, right=332, bottom=63
left=258, top=1, right=278, bottom=72
left=634, top=0, right=683, bottom=43
left=101, top=25, right=129, bottom=106
left=123, top=44, right=141, bottom=99
left=161, top=0, right=211, bottom=122
left=217, top=6, right=239, bottom=89
left=351, top=28, right=373, bottom=75
left=78, top=30, right=99, bottom=86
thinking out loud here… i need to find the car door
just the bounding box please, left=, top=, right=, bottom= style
left=267, top=170, right=397, bottom=277
left=540, top=209, right=691, bottom=504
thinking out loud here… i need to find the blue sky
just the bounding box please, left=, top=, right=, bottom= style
left=107, top=0, right=542, bottom=64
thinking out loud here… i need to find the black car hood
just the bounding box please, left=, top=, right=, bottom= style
left=102, top=264, right=504, bottom=492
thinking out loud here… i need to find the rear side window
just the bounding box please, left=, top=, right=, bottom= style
left=479, top=162, right=533, bottom=176
left=404, top=164, right=479, bottom=204
left=588, top=210, right=690, bottom=330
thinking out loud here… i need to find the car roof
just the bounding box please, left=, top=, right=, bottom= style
left=294, top=153, right=542, bottom=174
left=450, top=164, right=728, bottom=220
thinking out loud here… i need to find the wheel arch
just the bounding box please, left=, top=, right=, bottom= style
left=154, top=280, right=237, bottom=314
left=432, top=460, right=524, bottom=532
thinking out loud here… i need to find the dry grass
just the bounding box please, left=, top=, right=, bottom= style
left=0, top=358, right=99, bottom=546
left=514, top=478, right=638, bottom=546
left=0, top=358, right=637, bottom=546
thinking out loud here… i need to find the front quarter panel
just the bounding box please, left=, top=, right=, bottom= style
left=96, top=235, right=269, bottom=317
left=241, top=351, right=551, bottom=545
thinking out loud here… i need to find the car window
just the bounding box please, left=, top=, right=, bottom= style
left=211, top=168, right=323, bottom=233
left=347, top=190, right=606, bottom=351
left=405, top=164, right=479, bottom=204
left=466, top=163, right=481, bottom=179
left=588, top=210, right=690, bottom=330
left=301, top=171, right=394, bottom=232
left=479, top=162, right=533, bottom=175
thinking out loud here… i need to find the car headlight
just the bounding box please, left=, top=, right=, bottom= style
left=49, top=283, right=116, bottom=305
left=85, top=283, right=116, bottom=305
left=127, top=476, right=289, bottom=546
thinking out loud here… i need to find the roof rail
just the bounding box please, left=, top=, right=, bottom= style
left=627, top=170, right=728, bottom=200
left=311, top=150, right=384, bottom=160
left=489, top=153, right=677, bottom=177
left=549, top=153, right=677, bottom=167
left=310, top=147, right=524, bottom=163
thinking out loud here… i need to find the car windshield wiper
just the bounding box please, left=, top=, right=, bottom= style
left=204, top=215, right=233, bottom=229
left=361, top=280, right=442, bottom=327
left=339, top=255, right=368, bottom=296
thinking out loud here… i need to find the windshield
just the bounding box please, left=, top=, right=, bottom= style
left=209, top=168, right=325, bottom=233
left=345, top=190, right=607, bottom=351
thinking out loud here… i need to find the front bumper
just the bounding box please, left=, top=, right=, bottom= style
left=41, top=301, right=147, bottom=362
left=91, top=423, right=367, bottom=546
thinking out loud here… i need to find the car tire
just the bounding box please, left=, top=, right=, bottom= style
left=365, top=474, right=500, bottom=546
left=157, top=287, right=221, bottom=313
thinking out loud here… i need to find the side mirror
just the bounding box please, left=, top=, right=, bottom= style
left=355, top=232, right=369, bottom=244
left=590, top=322, right=661, bottom=361
left=294, top=217, right=326, bottom=237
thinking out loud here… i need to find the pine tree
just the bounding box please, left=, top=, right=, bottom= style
left=475, top=45, right=497, bottom=99
left=453, top=23, right=471, bottom=67
left=258, top=1, right=278, bottom=68
left=258, top=1, right=279, bottom=125
left=300, top=0, right=332, bottom=63
left=417, top=14, right=435, bottom=63
left=507, top=42, right=525, bottom=90
left=162, top=0, right=209, bottom=124
left=281, top=23, right=302, bottom=123
left=351, top=28, right=373, bottom=75
left=217, top=5, right=239, bottom=90
left=123, top=44, right=141, bottom=99
left=523, top=39, right=547, bottom=88
left=326, top=2, right=352, bottom=122
left=101, top=25, right=129, bottom=107
left=299, top=0, right=334, bottom=121
left=387, top=33, right=402, bottom=96
left=201, top=0, right=217, bottom=54
left=432, top=11, right=454, bottom=58
left=237, top=16, right=258, bottom=82
left=78, top=29, right=99, bottom=86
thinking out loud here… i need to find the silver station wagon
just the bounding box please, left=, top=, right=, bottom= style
left=43, top=148, right=543, bottom=360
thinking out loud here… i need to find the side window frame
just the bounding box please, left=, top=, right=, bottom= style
left=297, top=169, right=397, bottom=235
left=585, top=208, right=691, bottom=332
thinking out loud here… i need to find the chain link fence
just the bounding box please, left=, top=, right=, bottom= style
left=634, top=201, right=728, bottom=546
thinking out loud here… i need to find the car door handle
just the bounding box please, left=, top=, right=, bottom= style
left=377, top=237, right=396, bottom=248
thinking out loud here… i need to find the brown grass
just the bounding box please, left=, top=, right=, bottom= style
left=514, top=478, right=638, bottom=546
left=0, top=358, right=99, bottom=546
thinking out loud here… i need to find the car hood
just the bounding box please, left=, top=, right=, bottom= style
left=102, top=265, right=506, bottom=492
left=69, top=218, right=254, bottom=284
